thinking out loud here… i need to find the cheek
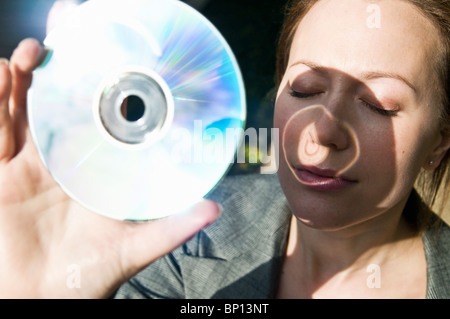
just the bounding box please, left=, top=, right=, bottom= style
left=359, top=123, right=396, bottom=169
left=274, top=93, right=291, bottom=132
left=391, top=121, right=436, bottom=181
left=274, top=92, right=293, bottom=160
left=358, top=118, right=434, bottom=207
left=358, top=129, right=397, bottom=194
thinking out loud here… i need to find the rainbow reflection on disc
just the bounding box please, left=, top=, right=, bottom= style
left=28, top=0, right=246, bottom=220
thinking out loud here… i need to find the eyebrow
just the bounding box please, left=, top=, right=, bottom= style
left=361, top=71, right=417, bottom=93
left=289, top=60, right=418, bottom=93
left=290, top=60, right=327, bottom=76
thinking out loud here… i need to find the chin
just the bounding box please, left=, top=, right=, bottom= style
left=277, top=160, right=404, bottom=233
left=289, top=202, right=360, bottom=232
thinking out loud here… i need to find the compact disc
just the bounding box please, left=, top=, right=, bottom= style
left=28, top=0, right=246, bottom=220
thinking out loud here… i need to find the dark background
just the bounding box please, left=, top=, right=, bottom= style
left=0, top=0, right=288, bottom=174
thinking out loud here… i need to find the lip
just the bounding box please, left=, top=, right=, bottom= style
left=293, top=165, right=357, bottom=191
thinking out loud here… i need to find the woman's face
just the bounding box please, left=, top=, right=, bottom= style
left=275, top=0, right=448, bottom=230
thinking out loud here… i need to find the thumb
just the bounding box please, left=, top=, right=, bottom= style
left=120, top=199, right=222, bottom=275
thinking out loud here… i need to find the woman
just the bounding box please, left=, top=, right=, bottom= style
left=0, top=0, right=448, bottom=298
left=273, top=0, right=450, bottom=298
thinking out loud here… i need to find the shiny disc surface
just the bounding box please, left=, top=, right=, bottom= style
left=28, top=0, right=246, bottom=220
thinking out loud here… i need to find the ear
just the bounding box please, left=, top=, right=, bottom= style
left=425, top=128, right=450, bottom=170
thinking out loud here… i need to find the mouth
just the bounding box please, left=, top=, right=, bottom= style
left=293, top=165, right=357, bottom=191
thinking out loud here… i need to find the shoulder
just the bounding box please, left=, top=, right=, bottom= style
left=206, top=173, right=284, bottom=203
left=423, top=218, right=450, bottom=299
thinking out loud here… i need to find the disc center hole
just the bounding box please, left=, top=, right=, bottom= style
left=120, top=95, right=145, bottom=122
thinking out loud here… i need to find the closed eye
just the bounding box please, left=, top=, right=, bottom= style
left=289, top=90, right=323, bottom=99
left=360, top=99, right=399, bottom=117
left=290, top=89, right=399, bottom=117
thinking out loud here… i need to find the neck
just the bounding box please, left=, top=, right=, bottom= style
left=284, top=196, right=420, bottom=296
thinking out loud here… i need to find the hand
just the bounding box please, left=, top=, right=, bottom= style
left=0, top=39, right=221, bottom=298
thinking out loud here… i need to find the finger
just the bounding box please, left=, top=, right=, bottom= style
left=9, top=39, right=46, bottom=150
left=9, top=38, right=45, bottom=112
left=0, top=59, right=14, bottom=161
left=122, top=199, right=222, bottom=275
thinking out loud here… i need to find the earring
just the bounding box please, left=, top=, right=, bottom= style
left=429, top=160, right=435, bottom=167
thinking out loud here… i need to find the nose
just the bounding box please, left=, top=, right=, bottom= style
left=314, top=109, right=350, bottom=151
left=283, top=104, right=356, bottom=167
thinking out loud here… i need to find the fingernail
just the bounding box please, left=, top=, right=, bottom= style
left=0, top=58, right=10, bottom=66
left=217, top=203, right=224, bottom=215
left=208, top=203, right=223, bottom=226
left=36, top=47, right=53, bottom=69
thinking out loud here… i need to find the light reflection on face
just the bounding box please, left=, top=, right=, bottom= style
left=283, top=104, right=360, bottom=178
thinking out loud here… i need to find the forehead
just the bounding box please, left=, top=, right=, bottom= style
left=288, top=0, right=439, bottom=89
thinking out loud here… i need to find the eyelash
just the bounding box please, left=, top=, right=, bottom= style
left=359, top=100, right=399, bottom=117
left=289, top=90, right=322, bottom=99
left=289, top=90, right=399, bottom=118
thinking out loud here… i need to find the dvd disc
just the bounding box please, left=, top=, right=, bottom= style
left=28, top=0, right=246, bottom=220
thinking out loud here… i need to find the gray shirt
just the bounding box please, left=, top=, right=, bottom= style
left=115, top=174, right=450, bottom=299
